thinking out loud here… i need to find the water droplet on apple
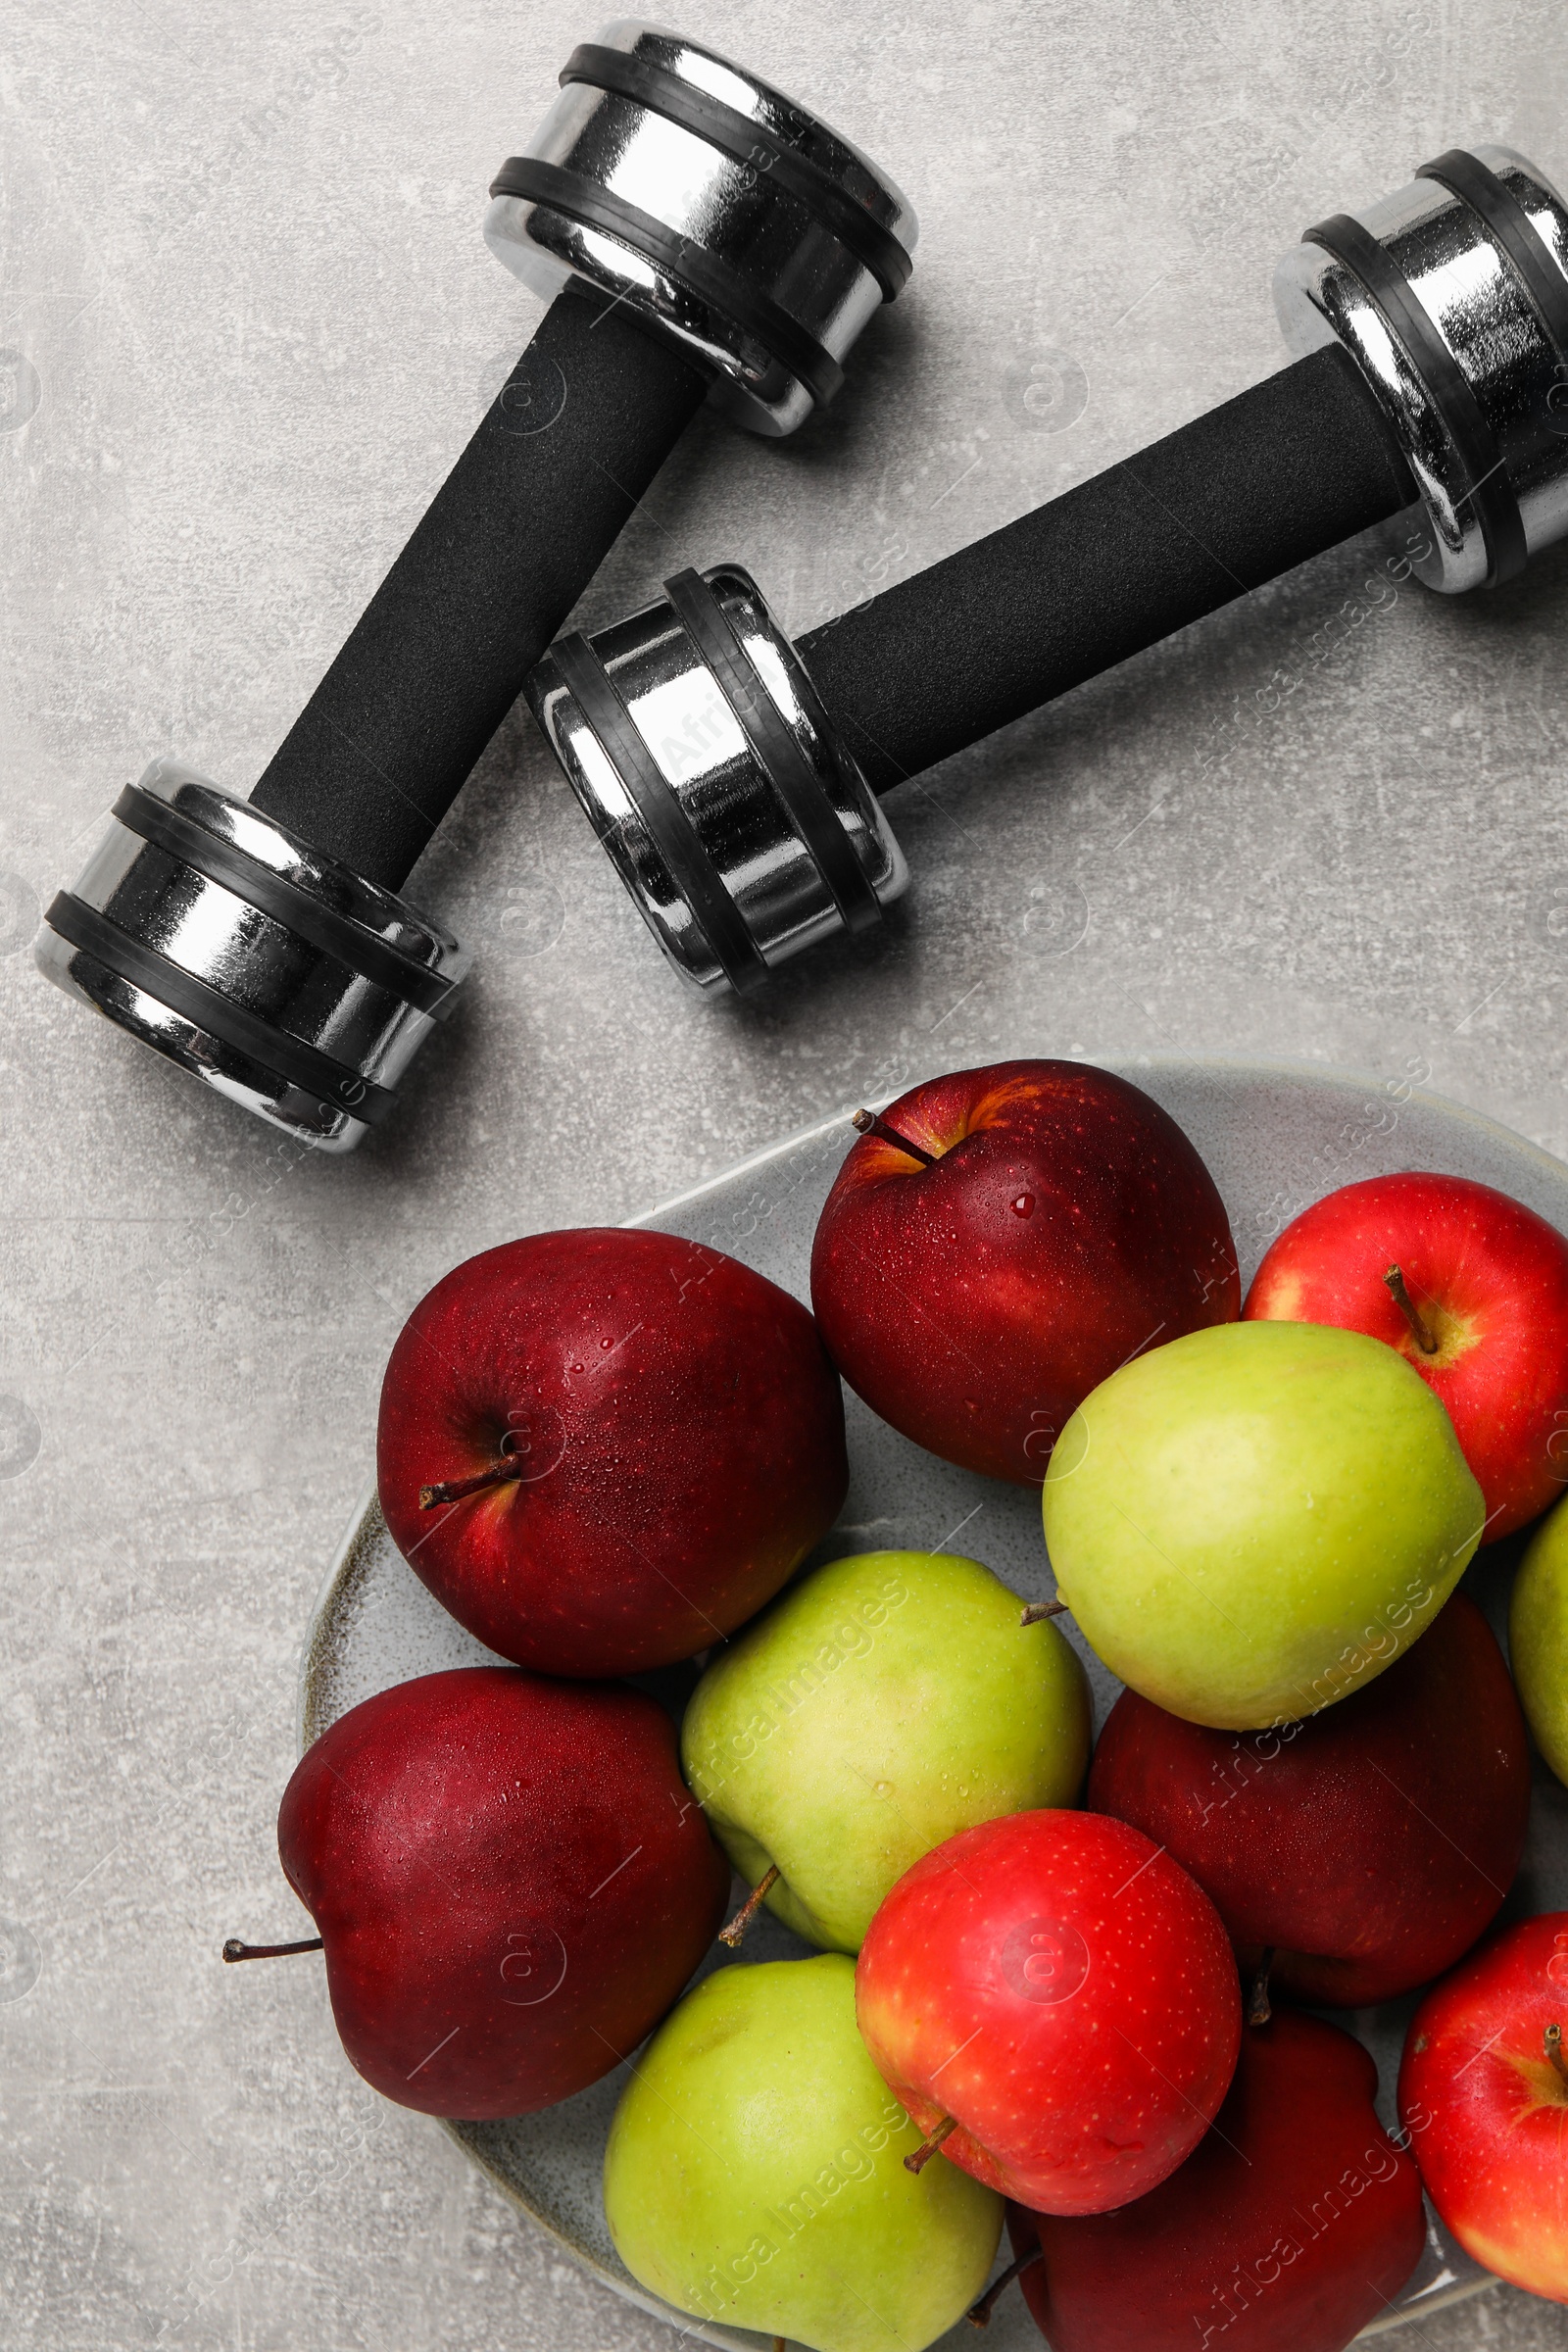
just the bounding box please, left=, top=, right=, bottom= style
left=1011, top=1193, right=1036, bottom=1217
left=873, top=1780, right=893, bottom=1798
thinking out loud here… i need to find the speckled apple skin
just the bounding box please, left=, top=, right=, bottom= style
left=1044, top=1321, right=1484, bottom=1730
left=1246, top=1172, right=1568, bottom=1540
left=854, top=1810, right=1242, bottom=2215
left=278, top=1667, right=728, bottom=2119
left=1089, top=1592, right=1531, bottom=2007
left=1007, top=2009, right=1424, bottom=2352
left=603, top=1956, right=1002, bottom=2352
left=1399, top=1912, right=1568, bottom=2303
left=681, top=1547, right=1091, bottom=1952
left=377, top=1229, right=848, bottom=1676
left=809, top=1061, right=1239, bottom=1487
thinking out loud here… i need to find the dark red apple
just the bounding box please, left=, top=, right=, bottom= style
left=1087, top=1591, right=1529, bottom=2008
left=277, top=1668, right=729, bottom=2118
left=855, top=1809, right=1241, bottom=2215
left=1245, top=1171, right=1568, bottom=1539
left=1002, top=2009, right=1425, bottom=2352
left=809, top=1060, right=1238, bottom=1484
left=1400, top=1910, right=1568, bottom=2302
left=377, top=1228, right=847, bottom=1676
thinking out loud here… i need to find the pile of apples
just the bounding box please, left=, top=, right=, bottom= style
left=236, top=1059, right=1568, bottom=2352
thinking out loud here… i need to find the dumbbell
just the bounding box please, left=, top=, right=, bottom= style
left=36, top=23, right=916, bottom=1150
left=528, top=143, right=1568, bottom=994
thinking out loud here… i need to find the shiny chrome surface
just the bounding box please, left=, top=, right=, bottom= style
left=528, top=564, right=906, bottom=992
left=1275, top=145, right=1568, bottom=593
left=35, top=759, right=468, bottom=1152
left=484, top=20, right=917, bottom=436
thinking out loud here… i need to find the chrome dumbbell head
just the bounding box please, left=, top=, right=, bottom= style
left=1276, top=145, right=1568, bottom=592
left=527, top=564, right=906, bottom=993
left=527, top=142, right=1568, bottom=999
left=38, top=762, right=468, bottom=1152
left=485, top=22, right=917, bottom=437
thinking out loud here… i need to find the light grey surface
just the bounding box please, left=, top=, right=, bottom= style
left=9, top=1, right=1568, bottom=2347
left=300, top=1059, right=1568, bottom=2348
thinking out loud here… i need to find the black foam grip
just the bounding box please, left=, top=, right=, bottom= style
left=797, top=343, right=1417, bottom=795
left=251, top=288, right=708, bottom=891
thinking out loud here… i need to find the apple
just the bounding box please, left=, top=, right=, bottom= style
left=809, top=1059, right=1239, bottom=1485
left=1508, top=1492, right=1568, bottom=1787
left=275, top=1667, right=728, bottom=2117
left=1245, top=1171, right=1568, bottom=1540
left=377, top=1228, right=848, bottom=1676
left=681, top=1546, right=1091, bottom=1951
left=1087, top=1591, right=1530, bottom=2006
left=603, top=1953, right=1002, bottom=2352
left=1042, top=1320, right=1484, bottom=1729
left=1399, top=1910, right=1568, bottom=2303
left=1002, top=2009, right=1425, bottom=2352
left=854, top=1809, right=1241, bottom=2214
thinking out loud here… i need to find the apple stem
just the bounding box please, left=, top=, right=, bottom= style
left=966, top=2246, right=1043, bottom=2328
left=1020, top=1598, right=1069, bottom=1626
left=222, top=1936, right=323, bottom=1964
left=418, top=1458, right=523, bottom=1510
left=1546, top=2024, right=1568, bottom=2085
left=718, top=1864, right=781, bottom=1948
left=905, top=2114, right=958, bottom=2176
left=1384, top=1264, right=1440, bottom=1355
left=1247, top=1949, right=1275, bottom=2027
left=851, top=1108, right=937, bottom=1168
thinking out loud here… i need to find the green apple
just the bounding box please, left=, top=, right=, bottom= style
left=1042, top=1321, right=1483, bottom=1730
left=603, top=1954, right=1001, bottom=2352
left=1510, top=1493, right=1568, bottom=1785
left=680, top=1546, right=1090, bottom=1951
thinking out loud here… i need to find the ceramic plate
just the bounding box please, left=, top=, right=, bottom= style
left=299, top=1054, right=1568, bottom=2346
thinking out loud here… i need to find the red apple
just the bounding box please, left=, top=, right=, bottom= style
left=809, top=1060, right=1238, bottom=1485
left=1245, top=1171, right=1568, bottom=1539
left=277, top=1667, right=729, bottom=2118
left=1002, top=2009, right=1424, bottom=2352
left=1400, top=1909, right=1568, bottom=2295
left=1399, top=1910, right=1568, bottom=2302
left=854, top=1809, right=1241, bottom=2214
left=377, top=1228, right=848, bottom=1676
left=1087, top=1591, right=1530, bottom=2008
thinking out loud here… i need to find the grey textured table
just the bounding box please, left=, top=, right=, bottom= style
left=6, top=1, right=1568, bottom=2346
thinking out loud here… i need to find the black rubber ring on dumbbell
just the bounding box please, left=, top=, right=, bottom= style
left=560, top=43, right=911, bottom=301
left=547, top=636, right=771, bottom=996
left=44, top=893, right=398, bottom=1126
left=112, top=786, right=456, bottom=1020
left=487, top=157, right=845, bottom=412
left=1417, top=149, right=1568, bottom=393
left=1304, top=209, right=1528, bottom=587
left=662, top=568, right=883, bottom=939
